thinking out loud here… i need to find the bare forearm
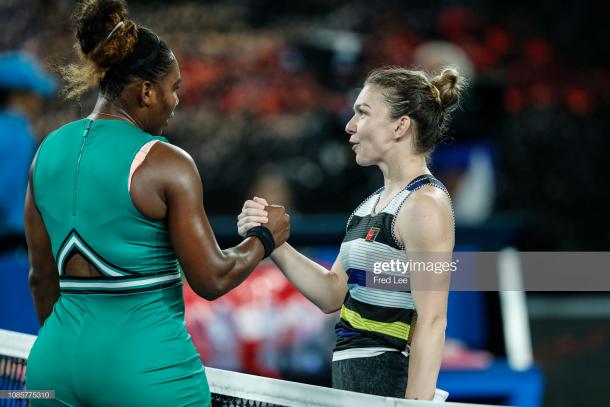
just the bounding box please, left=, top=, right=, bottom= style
left=210, top=237, right=266, bottom=298
left=405, top=317, right=446, bottom=400
left=28, top=271, right=60, bottom=324
left=271, top=243, right=345, bottom=313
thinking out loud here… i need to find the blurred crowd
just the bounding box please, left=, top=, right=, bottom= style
left=1, top=0, right=609, bottom=249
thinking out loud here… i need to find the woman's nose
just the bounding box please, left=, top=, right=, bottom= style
left=345, top=115, right=357, bottom=135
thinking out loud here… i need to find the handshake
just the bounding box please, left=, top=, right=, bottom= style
left=237, top=196, right=291, bottom=254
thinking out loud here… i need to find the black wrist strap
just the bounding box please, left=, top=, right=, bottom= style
left=245, top=226, right=275, bottom=259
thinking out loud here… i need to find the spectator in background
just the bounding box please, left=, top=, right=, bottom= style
left=0, top=51, right=55, bottom=334
left=0, top=51, right=55, bottom=252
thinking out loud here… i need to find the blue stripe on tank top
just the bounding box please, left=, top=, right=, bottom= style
left=346, top=268, right=367, bottom=287
left=335, top=327, right=360, bottom=338
left=407, top=178, right=445, bottom=192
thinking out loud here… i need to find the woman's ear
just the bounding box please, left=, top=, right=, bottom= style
left=394, top=115, right=411, bottom=140
left=140, top=80, right=155, bottom=108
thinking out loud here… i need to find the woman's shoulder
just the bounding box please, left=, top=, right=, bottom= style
left=145, top=140, right=194, bottom=166
left=402, top=186, right=452, bottom=222
left=45, top=118, right=88, bottom=139
left=36, top=118, right=89, bottom=153
left=395, top=185, right=454, bottom=249
left=136, top=140, right=202, bottom=188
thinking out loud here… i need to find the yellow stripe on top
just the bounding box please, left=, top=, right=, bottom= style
left=340, top=305, right=411, bottom=340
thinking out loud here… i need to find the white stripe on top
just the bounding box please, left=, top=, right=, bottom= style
left=60, top=272, right=182, bottom=289
left=57, top=234, right=126, bottom=277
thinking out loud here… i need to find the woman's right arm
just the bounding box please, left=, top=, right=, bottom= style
left=238, top=198, right=347, bottom=313
left=142, top=144, right=290, bottom=301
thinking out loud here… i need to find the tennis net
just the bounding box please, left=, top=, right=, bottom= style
left=0, top=328, right=495, bottom=407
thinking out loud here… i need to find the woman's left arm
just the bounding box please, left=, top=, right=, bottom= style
left=396, top=187, right=454, bottom=400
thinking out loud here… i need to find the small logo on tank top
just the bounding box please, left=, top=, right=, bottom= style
left=365, top=227, right=380, bottom=242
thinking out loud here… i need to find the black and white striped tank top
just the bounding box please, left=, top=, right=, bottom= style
left=334, top=174, right=450, bottom=358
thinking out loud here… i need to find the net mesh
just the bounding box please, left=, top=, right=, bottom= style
left=0, top=329, right=493, bottom=407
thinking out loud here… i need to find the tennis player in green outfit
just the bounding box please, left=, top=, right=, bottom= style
left=23, top=1, right=289, bottom=406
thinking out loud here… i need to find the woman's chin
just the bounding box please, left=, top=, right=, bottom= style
left=355, top=154, right=373, bottom=167
left=155, top=122, right=170, bottom=135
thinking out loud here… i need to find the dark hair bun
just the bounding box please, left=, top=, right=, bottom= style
left=61, top=0, right=174, bottom=100
left=430, top=67, right=462, bottom=112
left=74, top=0, right=137, bottom=69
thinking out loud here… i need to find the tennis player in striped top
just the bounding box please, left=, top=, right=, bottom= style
left=238, top=67, right=464, bottom=400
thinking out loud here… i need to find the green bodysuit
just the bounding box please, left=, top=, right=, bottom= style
left=25, top=118, right=211, bottom=406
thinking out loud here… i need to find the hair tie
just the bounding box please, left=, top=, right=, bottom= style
left=122, top=34, right=161, bottom=75
left=105, top=21, right=124, bottom=41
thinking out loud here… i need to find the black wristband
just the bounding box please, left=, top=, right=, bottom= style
left=245, top=226, right=275, bottom=259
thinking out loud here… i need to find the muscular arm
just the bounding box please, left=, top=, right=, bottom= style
left=238, top=198, right=347, bottom=313
left=25, top=166, right=60, bottom=324
left=136, top=143, right=283, bottom=300
left=397, top=187, right=453, bottom=400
